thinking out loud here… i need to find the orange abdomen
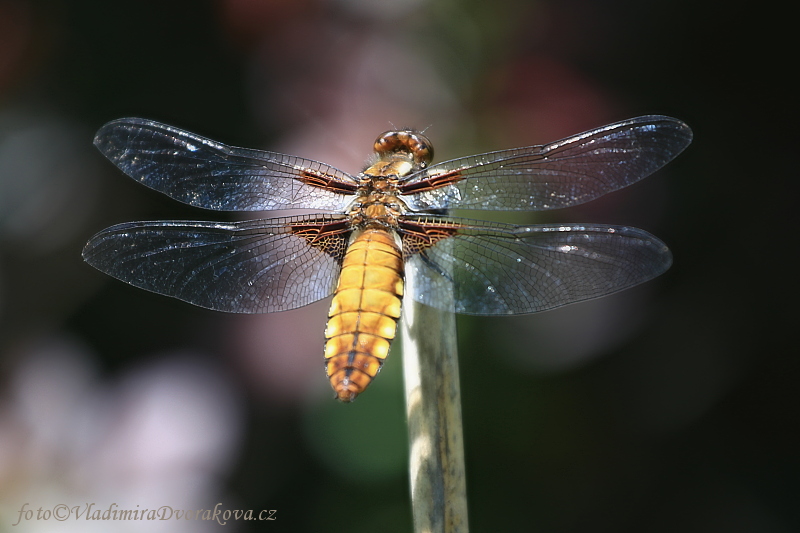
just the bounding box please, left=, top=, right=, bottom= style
left=324, top=227, right=404, bottom=402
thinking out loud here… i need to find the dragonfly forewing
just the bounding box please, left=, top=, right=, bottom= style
left=94, top=118, right=358, bottom=212
left=400, top=115, right=692, bottom=212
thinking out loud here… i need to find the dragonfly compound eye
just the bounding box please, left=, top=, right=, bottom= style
left=373, top=130, right=434, bottom=166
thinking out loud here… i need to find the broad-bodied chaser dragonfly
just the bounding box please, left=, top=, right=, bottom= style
left=83, top=116, right=692, bottom=401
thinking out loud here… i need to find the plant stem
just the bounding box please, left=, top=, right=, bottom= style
left=401, top=274, right=469, bottom=533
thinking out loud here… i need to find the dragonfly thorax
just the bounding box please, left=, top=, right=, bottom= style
left=348, top=177, right=405, bottom=227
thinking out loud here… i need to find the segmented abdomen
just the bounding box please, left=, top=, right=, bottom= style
left=324, top=227, right=404, bottom=402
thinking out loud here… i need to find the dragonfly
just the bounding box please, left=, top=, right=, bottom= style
left=83, top=115, right=692, bottom=402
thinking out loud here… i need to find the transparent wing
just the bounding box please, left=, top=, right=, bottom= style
left=400, top=216, right=672, bottom=315
left=400, top=115, right=692, bottom=211
left=94, top=118, right=358, bottom=212
left=82, top=215, right=351, bottom=313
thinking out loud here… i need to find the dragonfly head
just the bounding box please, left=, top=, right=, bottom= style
left=373, top=130, right=433, bottom=167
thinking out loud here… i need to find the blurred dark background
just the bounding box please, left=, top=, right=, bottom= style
left=0, top=0, right=793, bottom=532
